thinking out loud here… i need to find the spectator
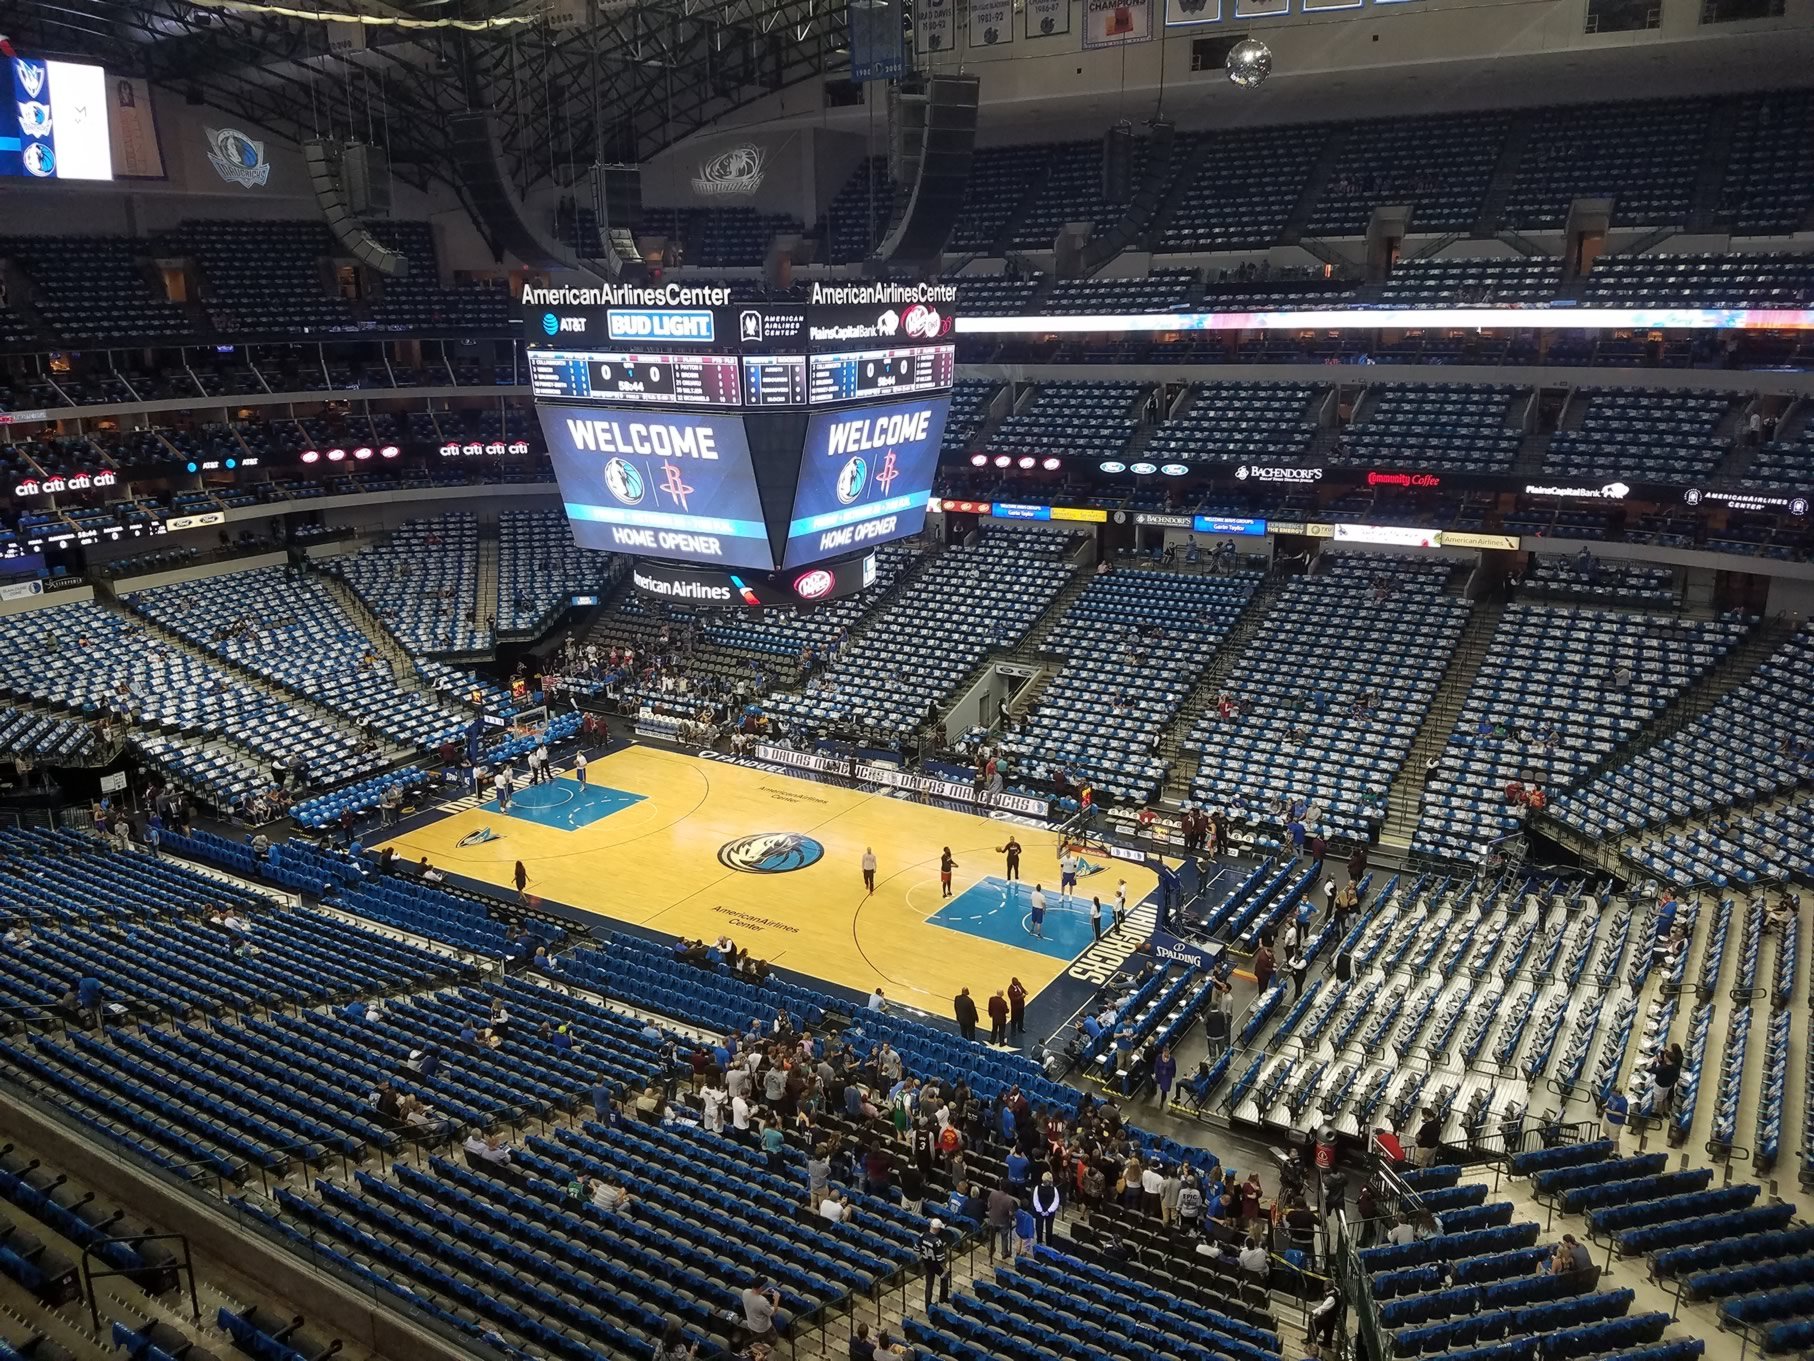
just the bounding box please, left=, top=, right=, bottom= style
left=918, top=1219, right=951, bottom=1310
left=953, top=987, right=978, bottom=1042
left=1551, top=1234, right=1592, bottom=1276
left=738, top=1283, right=785, bottom=1349
left=819, top=1189, right=852, bottom=1223
left=590, top=1178, right=631, bottom=1214
left=1239, top=1236, right=1268, bottom=1281
left=1412, top=1106, right=1442, bottom=1168
left=1030, top=1171, right=1060, bottom=1243
left=986, top=1182, right=1017, bottom=1259
left=653, top=1320, right=698, bottom=1360
left=987, top=990, right=1009, bottom=1046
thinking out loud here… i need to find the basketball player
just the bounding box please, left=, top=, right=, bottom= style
left=939, top=847, right=957, bottom=898
left=997, top=836, right=1022, bottom=882
left=861, top=847, right=878, bottom=895
left=1028, top=884, right=1047, bottom=939
left=1113, top=879, right=1129, bottom=932
left=575, top=752, right=588, bottom=785
left=1059, top=847, right=1080, bottom=899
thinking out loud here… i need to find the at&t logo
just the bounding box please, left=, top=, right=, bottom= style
left=543, top=313, right=586, bottom=335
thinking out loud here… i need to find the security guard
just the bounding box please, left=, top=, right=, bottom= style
left=918, top=1218, right=952, bottom=1310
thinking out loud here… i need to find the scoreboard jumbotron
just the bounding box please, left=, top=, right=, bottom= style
left=524, top=281, right=957, bottom=603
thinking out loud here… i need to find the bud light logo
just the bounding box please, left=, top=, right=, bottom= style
left=602, top=457, right=646, bottom=505
left=541, top=313, right=560, bottom=336
left=836, top=457, right=868, bottom=505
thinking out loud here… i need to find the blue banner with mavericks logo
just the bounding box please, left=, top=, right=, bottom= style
left=537, top=404, right=772, bottom=569
left=782, top=396, right=948, bottom=568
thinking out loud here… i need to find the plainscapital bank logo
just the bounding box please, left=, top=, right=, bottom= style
left=717, top=833, right=824, bottom=874
left=205, top=127, right=270, bottom=188
left=692, top=143, right=764, bottom=198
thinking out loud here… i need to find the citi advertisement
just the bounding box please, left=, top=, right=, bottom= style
left=537, top=405, right=772, bottom=569
left=783, top=397, right=949, bottom=568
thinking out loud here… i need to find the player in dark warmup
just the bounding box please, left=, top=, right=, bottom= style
left=997, top=836, right=1022, bottom=882
left=939, top=847, right=957, bottom=898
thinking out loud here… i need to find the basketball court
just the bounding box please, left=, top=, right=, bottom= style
left=376, top=744, right=1160, bottom=1011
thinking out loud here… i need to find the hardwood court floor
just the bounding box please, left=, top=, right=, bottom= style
left=378, top=744, right=1157, bottom=1011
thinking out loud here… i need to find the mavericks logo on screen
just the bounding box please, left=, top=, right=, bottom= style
left=718, top=833, right=825, bottom=874
left=836, top=457, right=868, bottom=504
left=602, top=458, right=646, bottom=505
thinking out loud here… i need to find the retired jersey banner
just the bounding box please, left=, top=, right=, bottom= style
left=107, top=78, right=165, bottom=179
left=1083, top=0, right=1153, bottom=47
left=969, top=0, right=1015, bottom=47
left=1025, top=0, right=1072, bottom=35
left=916, top=0, right=959, bottom=53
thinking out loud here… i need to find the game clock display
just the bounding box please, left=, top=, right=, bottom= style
left=808, top=345, right=955, bottom=406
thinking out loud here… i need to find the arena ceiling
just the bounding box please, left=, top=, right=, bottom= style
left=2, top=0, right=856, bottom=190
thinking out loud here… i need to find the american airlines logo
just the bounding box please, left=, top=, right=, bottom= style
left=825, top=408, right=932, bottom=456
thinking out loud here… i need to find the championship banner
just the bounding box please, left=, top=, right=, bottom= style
left=849, top=0, right=908, bottom=81
left=969, top=0, right=1015, bottom=48
left=1082, top=0, right=1153, bottom=47
left=107, top=78, right=165, bottom=179
left=1025, top=0, right=1072, bottom=36
left=916, top=0, right=959, bottom=53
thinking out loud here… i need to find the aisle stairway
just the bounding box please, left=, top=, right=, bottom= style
left=1379, top=599, right=1503, bottom=848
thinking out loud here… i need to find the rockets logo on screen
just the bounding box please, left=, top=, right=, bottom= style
left=657, top=461, right=695, bottom=512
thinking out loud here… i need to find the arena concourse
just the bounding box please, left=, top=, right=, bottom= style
left=0, top=5, right=1812, bottom=1361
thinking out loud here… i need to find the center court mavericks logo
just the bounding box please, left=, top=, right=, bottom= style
left=718, top=833, right=824, bottom=874
left=205, top=126, right=271, bottom=188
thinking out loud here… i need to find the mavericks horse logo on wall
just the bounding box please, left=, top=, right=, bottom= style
left=718, top=833, right=824, bottom=874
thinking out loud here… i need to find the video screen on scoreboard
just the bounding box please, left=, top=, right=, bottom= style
left=4, top=56, right=113, bottom=181
left=538, top=404, right=774, bottom=569
left=809, top=344, right=955, bottom=406
left=527, top=349, right=744, bottom=407
left=781, top=396, right=949, bottom=569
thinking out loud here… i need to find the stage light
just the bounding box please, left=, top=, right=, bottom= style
left=352, top=446, right=374, bottom=460
left=970, top=453, right=988, bottom=467
left=326, top=447, right=347, bottom=461
left=379, top=445, right=401, bottom=459
left=1017, top=456, right=1037, bottom=469
left=992, top=454, right=1012, bottom=468
left=1041, top=457, right=1062, bottom=471
left=300, top=450, right=320, bottom=463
